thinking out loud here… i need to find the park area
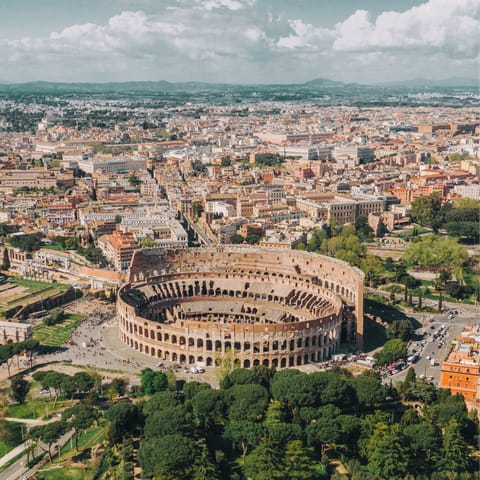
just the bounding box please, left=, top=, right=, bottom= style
left=33, top=313, right=85, bottom=347
left=0, top=277, right=69, bottom=317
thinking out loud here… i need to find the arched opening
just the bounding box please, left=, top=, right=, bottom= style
left=215, top=340, right=222, bottom=352
left=272, top=358, right=279, bottom=368
left=189, top=355, right=195, bottom=364
left=297, top=356, right=302, bottom=366
left=244, top=359, right=251, bottom=368
left=206, top=357, right=213, bottom=366
left=197, top=338, right=204, bottom=348
left=172, top=353, right=178, bottom=361
left=280, top=358, right=286, bottom=368
left=253, top=359, right=260, bottom=366
left=188, top=338, right=195, bottom=347
left=262, top=359, right=269, bottom=367
left=180, top=354, right=186, bottom=363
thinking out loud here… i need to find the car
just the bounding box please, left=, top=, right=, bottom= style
left=156, top=361, right=164, bottom=367
left=191, top=367, right=199, bottom=374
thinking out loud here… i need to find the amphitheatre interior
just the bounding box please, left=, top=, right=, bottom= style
left=117, top=246, right=364, bottom=369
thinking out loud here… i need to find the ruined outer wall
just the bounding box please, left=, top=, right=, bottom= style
left=127, top=246, right=364, bottom=348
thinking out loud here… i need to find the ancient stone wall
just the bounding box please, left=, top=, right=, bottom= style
left=117, top=246, right=364, bottom=368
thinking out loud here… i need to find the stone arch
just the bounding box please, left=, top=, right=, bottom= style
left=180, top=354, right=186, bottom=363
left=281, top=358, right=287, bottom=368
left=244, top=359, right=251, bottom=368
left=206, top=357, right=213, bottom=366
left=197, top=338, right=204, bottom=348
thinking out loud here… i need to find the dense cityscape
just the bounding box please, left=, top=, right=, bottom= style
left=0, top=1, right=479, bottom=479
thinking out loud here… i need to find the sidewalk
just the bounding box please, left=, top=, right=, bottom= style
left=0, top=441, right=30, bottom=470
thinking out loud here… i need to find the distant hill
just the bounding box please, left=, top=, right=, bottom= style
left=0, top=77, right=477, bottom=95
left=302, top=77, right=345, bottom=87
left=377, top=77, right=479, bottom=88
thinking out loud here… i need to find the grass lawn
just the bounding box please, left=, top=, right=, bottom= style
left=36, top=466, right=96, bottom=480
left=58, top=424, right=107, bottom=459
left=7, top=399, right=71, bottom=419
left=0, top=422, right=22, bottom=457
left=11, top=277, right=69, bottom=294
left=33, top=313, right=85, bottom=347
left=36, top=425, right=107, bottom=480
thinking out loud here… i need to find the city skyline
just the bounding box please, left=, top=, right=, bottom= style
left=0, top=0, right=478, bottom=84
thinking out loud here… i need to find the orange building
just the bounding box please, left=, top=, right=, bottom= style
left=390, top=183, right=446, bottom=203
left=98, top=230, right=140, bottom=272
left=440, top=329, right=480, bottom=407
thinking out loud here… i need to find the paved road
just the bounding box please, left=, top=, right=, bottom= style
left=387, top=307, right=479, bottom=385
left=1, top=430, right=74, bottom=480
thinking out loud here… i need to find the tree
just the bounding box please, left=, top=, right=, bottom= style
left=144, top=405, right=191, bottom=439
left=225, top=384, right=269, bottom=422
left=445, top=222, right=480, bottom=243
left=10, top=375, right=29, bottom=403
left=403, top=235, right=468, bottom=270
left=107, top=378, right=127, bottom=399
left=192, top=200, right=204, bottom=218
left=387, top=319, right=414, bottom=341
left=243, top=438, right=285, bottom=480
left=373, top=339, right=408, bottom=366
left=128, top=174, right=141, bottom=188
left=62, top=404, right=98, bottom=450
left=30, top=421, right=68, bottom=463
left=221, top=156, right=232, bottom=167
left=191, top=389, right=226, bottom=432
left=138, top=434, right=196, bottom=480
left=192, top=443, right=221, bottom=480
left=229, top=234, right=244, bottom=244
left=411, top=193, right=443, bottom=229
left=140, top=368, right=167, bottom=395
left=142, top=390, right=180, bottom=416
left=404, top=422, right=441, bottom=474
left=223, top=420, right=265, bottom=460
left=350, top=372, right=386, bottom=407
left=439, top=420, right=470, bottom=473
left=283, top=440, right=319, bottom=480
left=105, top=402, right=142, bottom=444
left=306, top=416, right=341, bottom=455
left=73, top=372, right=96, bottom=395
left=366, top=424, right=409, bottom=479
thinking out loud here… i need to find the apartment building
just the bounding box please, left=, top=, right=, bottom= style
left=98, top=230, right=140, bottom=271
left=333, top=145, right=375, bottom=167
left=440, top=327, right=480, bottom=407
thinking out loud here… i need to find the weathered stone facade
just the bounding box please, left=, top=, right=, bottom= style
left=117, top=246, right=364, bottom=368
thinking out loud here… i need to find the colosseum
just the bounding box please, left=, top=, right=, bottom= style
left=117, top=246, right=364, bottom=369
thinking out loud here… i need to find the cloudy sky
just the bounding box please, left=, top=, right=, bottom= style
left=0, top=0, right=478, bottom=84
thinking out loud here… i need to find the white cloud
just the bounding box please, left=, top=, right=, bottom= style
left=276, top=19, right=332, bottom=50
left=333, top=0, right=479, bottom=57
left=0, top=0, right=477, bottom=83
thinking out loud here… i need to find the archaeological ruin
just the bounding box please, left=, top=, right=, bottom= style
left=117, top=246, right=364, bottom=369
